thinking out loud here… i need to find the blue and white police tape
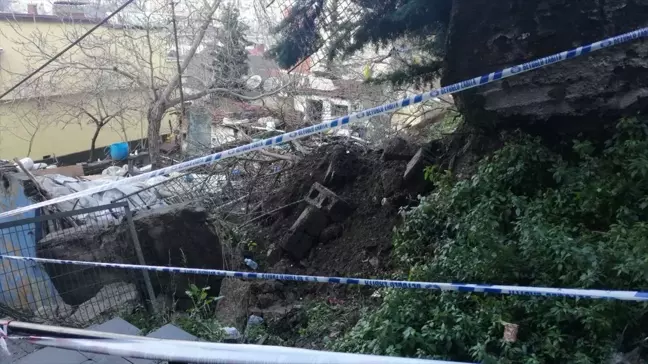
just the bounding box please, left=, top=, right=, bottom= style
left=0, top=27, right=647, bottom=220
left=18, top=335, right=472, bottom=364
left=2, top=255, right=647, bottom=301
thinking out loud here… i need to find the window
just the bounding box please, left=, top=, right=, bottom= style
left=331, top=104, right=349, bottom=117
left=306, top=99, right=323, bottom=122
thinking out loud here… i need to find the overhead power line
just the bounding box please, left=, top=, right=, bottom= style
left=0, top=0, right=137, bottom=101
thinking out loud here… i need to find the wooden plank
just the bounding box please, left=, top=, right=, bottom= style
left=31, top=165, right=84, bottom=177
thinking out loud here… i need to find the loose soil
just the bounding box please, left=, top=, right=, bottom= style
left=235, top=140, right=425, bottom=347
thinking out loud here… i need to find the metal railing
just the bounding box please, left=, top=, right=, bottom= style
left=0, top=202, right=155, bottom=327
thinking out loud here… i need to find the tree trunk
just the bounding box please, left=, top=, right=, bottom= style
left=89, top=124, right=104, bottom=162
left=147, top=102, right=166, bottom=169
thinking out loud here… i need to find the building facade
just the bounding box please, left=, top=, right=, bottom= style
left=0, top=12, right=173, bottom=160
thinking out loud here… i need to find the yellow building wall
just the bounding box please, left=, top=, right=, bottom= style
left=0, top=93, right=153, bottom=159
left=0, top=16, right=174, bottom=160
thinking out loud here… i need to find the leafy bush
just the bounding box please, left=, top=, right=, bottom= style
left=124, top=284, right=225, bottom=341
left=175, top=284, right=225, bottom=342
left=334, top=118, right=648, bottom=363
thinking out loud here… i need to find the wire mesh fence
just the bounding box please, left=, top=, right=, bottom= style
left=0, top=202, right=155, bottom=328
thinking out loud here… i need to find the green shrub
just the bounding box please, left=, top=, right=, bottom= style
left=334, top=118, right=648, bottom=363
left=175, top=284, right=225, bottom=342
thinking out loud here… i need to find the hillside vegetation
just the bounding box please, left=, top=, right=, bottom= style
left=333, top=118, right=648, bottom=363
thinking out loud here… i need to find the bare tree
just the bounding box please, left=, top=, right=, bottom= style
left=53, top=87, right=138, bottom=161
left=1, top=0, right=288, bottom=167
left=1, top=97, right=47, bottom=157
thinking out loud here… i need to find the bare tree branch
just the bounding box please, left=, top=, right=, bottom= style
left=161, top=0, right=222, bottom=102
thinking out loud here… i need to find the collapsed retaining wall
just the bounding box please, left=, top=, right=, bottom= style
left=443, top=0, right=648, bottom=131
left=37, top=202, right=224, bottom=310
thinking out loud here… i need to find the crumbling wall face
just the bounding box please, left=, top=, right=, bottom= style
left=38, top=202, right=223, bottom=308
left=443, top=0, right=648, bottom=131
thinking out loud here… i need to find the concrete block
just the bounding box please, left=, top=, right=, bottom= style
left=290, top=205, right=328, bottom=237
left=403, top=148, right=424, bottom=183
left=304, top=183, right=352, bottom=222
left=280, top=230, right=315, bottom=260
left=403, top=146, right=437, bottom=195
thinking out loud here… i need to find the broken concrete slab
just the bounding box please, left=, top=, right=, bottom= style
left=37, top=202, right=224, bottom=308
left=404, top=148, right=425, bottom=183
left=404, top=143, right=439, bottom=194
left=69, top=282, right=139, bottom=325
left=35, top=300, right=73, bottom=322
left=281, top=230, right=315, bottom=260
left=290, top=205, right=329, bottom=237
left=304, top=182, right=352, bottom=222
left=403, top=148, right=433, bottom=195
left=216, top=278, right=252, bottom=331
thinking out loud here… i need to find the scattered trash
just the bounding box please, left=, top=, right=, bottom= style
left=244, top=258, right=258, bottom=270
left=502, top=321, right=519, bottom=343
left=368, top=257, right=379, bottom=268
left=17, top=157, right=34, bottom=171
left=102, top=165, right=128, bottom=177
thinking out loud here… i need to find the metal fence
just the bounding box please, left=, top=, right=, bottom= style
left=111, top=151, right=274, bottom=218
left=0, top=202, right=155, bottom=328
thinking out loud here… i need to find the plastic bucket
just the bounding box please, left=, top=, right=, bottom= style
left=109, top=142, right=129, bottom=160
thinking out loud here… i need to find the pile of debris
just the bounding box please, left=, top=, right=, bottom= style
left=216, top=137, right=440, bottom=337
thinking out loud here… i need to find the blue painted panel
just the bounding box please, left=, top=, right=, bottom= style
left=0, top=176, right=62, bottom=310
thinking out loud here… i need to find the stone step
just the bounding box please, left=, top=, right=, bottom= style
left=5, top=339, right=40, bottom=362
left=146, top=324, right=197, bottom=341
left=15, top=317, right=141, bottom=364
left=83, top=318, right=144, bottom=364
left=12, top=318, right=198, bottom=364
left=111, top=324, right=198, bottom=364
left=121, top=324, right=198, bottom=364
